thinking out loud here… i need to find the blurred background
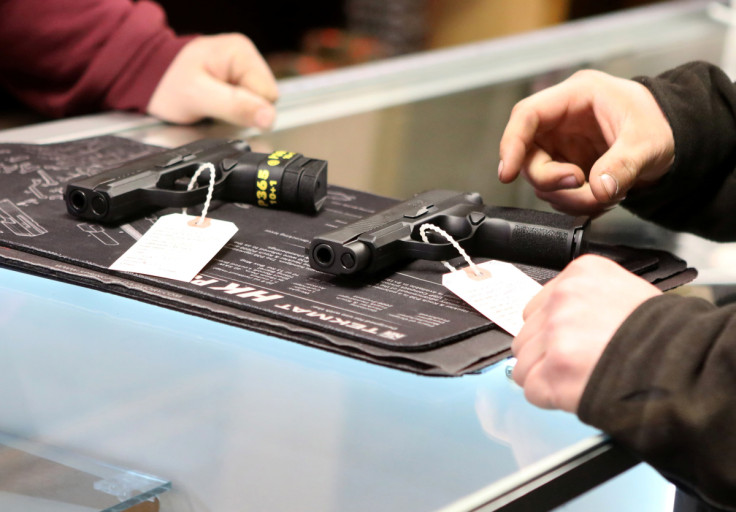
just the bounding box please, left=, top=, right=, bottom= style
left=155, top=0, right=670, bottom=77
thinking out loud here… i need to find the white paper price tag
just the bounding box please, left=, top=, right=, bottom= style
left=442, top=260, right=542, bottom=336
left=110, top=213, right=237, bottom=282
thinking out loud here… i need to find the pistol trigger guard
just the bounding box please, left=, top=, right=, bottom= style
left=145, top=173, right=229, bottom=208
left=404, top=238, right=459, bottom=262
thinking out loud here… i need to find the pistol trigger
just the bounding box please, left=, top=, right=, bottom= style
left=469, top=212, right=486, bottom=225
left=221, top=158, right=239, bottom=171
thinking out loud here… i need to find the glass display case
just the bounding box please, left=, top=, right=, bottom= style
left=0, top=1, right=728, bottom=510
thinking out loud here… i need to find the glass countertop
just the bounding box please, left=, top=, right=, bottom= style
left=0, top=1, right=728, bottom=510
left=0, top=266, right=669, bottom=511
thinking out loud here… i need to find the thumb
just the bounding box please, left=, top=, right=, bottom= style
left=588, top=136, right=645, bottom=204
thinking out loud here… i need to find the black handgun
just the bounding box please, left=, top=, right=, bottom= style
left=65, top=138, right=327, bottom=224
left=308, top=189, right=589, bottom=276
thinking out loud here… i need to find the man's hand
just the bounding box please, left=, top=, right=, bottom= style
left=511, top=255, right=661, bottom=413
left=147, top=33, right=278, bottom=129
left=498, top=70, right=675, bottom=216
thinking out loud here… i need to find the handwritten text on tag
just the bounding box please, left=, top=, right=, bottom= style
left=442, top=260, right=542, bottom=336
left=109, top=213, right=237, bottom=282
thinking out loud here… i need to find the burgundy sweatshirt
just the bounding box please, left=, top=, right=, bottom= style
left=0, top=0, right=191, bottom=117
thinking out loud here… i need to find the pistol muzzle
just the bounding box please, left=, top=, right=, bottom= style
left=309, top=239, right=370, bottom=275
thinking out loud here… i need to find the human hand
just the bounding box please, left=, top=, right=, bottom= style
left=511, top=254, right=661, bottom=413
left=147, top=34, right=279, bottom=129
left=498, top=70, right=675, bottom=216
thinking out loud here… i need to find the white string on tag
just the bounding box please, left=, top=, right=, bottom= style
left=182, top=162, right=216, bottom=225
left=418, top=223, right=483, bottom=276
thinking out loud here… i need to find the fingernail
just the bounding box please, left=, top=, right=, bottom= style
left=557, top=175, right=579, bottom=189
left=600, top=173, right=619, bottom=199
left=498, top=160, right=504, bottom=180
left=254, top=107, right=275, bottom=130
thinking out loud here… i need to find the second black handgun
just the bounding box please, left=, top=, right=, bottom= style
left=308, top=189, right=588, bottom=276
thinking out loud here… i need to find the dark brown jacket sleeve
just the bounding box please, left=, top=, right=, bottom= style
left=579, top=61, right=736, bottom=510
left=579, top=295, right=736, bottom=509
left=623, top=61, right=736, bottom=241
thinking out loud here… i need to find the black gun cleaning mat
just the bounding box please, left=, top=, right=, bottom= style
left=0, top=136, right=697, bottom=376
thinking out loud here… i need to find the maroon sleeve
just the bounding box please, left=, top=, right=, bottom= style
left=0, top=0, right=193, bottom=117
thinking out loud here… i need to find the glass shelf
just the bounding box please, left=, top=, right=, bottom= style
left=0, top=432, right=169, bottom=512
